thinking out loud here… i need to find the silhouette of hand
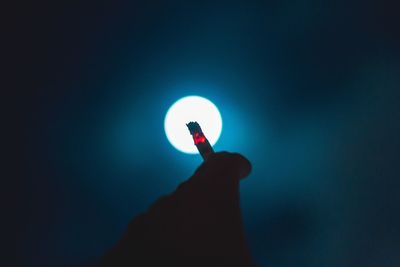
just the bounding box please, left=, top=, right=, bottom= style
left=100, top=152, right=256, bottom=267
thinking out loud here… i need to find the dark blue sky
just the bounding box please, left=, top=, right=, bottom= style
left=13, top=1, right=399, bottom=266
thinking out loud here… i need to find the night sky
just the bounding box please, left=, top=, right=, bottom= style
left=12, top=1, right=399, bottom=266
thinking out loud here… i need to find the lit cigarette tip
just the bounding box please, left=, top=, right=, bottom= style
left=186, top=121, right=214, bottom=160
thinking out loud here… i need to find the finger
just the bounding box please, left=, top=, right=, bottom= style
left=192, top=151, right=252, bottom=182
left=172, top=152, right=252, bottom=215
left=208, top=152, right=252, bottom=179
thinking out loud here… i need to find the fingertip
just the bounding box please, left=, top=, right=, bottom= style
left=231, top=153, right=252, bottom=179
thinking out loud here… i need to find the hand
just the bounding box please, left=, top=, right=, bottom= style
left=100, top=152, right=256, bottom=267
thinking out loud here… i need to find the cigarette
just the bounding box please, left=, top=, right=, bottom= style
left=186, top=121, right=214, bottom=160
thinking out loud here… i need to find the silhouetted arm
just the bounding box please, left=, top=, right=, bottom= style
left=100, top=152, right=257, bottom=267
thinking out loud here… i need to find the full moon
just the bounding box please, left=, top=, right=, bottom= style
left=164, top=96, right=222, bottom=154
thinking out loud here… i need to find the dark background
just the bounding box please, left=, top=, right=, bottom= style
left=9, top=1, right=399, bottom=266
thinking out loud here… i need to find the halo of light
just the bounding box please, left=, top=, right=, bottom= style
left=164, top=96, right=222, bottom=154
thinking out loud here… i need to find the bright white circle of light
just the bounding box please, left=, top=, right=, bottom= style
left=164, top=96, right=222, bottom=154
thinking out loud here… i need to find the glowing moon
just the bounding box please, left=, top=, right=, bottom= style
left=164, top=96, right=222, bottom=154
